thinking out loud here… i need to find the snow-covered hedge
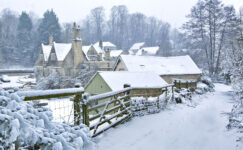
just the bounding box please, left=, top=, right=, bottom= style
left=174, top=75, right=214, bottom=104
left=0, top=87, right=93, bottom=150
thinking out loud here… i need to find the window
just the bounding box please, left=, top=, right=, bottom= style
left=50, top=53, right=56, bottom=61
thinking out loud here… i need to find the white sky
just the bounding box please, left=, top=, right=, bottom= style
left=0, top=0, right=242, bottom=28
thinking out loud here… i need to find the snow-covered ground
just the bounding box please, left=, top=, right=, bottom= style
left=0, top=75, right=35, bottom=89
left=94, top=84, right=239, bottom=150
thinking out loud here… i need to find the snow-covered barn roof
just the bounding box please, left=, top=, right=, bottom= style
left=110, top=50, right=123, bottom=58
left=130, top=42, right=145, bottom=50
left=98, top=71, right=168, bottom=91
left=136, top=46, right=159, bottom=56
left=53, top=42, right=72, bottom=61
left=41, top=44, right=52, bottom=61
left=117, top=55, right=202, bottom=75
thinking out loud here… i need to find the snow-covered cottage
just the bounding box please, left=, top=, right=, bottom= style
left=113, top=55, right=202, bottom=84
left=94, top=41, right=117, bottom=51
left=136, top=46, right=160, bottom=56
left=129, top=42, right=160, bottom=56
left=35, top=23, right=117, bottom=78
left=85, top=71, right=168, bottom=96
left=82, top=41, right=123, bottom=61
left=129, top=42, right=145, bottom=55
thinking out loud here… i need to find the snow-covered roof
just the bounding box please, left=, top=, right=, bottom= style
left=41, top=44, right=52, bottom=61
left=130, top=42, right=145, bottom=50
left=110, top=50, right=123, bottom=58
left=119, top=55, right=202, bottom=75
left=98, top=71, right=168, bottom=91
left=93, top=44, right=104, bottom=54
left=82, top=45, right=91, bottom=56
left=53, top=42, right=72, bottom=61
left=136, top=46, right=159, bottom=56
left=82, top=45, right=91, bottom=59
left=94, top=41, right=116, bottom=48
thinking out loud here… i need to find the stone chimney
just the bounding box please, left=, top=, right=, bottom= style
left=72, top=22, right=83, bottom=67
left=104, top=49, right=110, bottom=61
left=76, top=25, right=81, bottom=40
left=72, top=22, right=77, bottom=40
left=49, top=35, right=53, bottom=45
left=99, top=40, right=103, bottom=49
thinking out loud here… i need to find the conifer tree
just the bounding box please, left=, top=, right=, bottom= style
left=38, top=9, right=61, bottom=44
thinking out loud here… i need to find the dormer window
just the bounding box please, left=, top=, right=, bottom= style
left=50, top=53, right=56, bottom=61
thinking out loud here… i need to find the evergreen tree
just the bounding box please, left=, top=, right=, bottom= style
left=38, top=9, right=61, bottom=44
left=16, top=12, right=33, bottom=66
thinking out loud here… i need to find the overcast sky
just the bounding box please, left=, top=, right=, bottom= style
left=0, top=0, right=242, bottom=28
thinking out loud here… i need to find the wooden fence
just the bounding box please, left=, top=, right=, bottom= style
left=173, top=79, right=197, bottom=89
left=17, top=84, right=174, bottom=137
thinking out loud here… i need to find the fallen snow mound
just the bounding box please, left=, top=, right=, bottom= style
left=0, top=87, right=93, bottom=150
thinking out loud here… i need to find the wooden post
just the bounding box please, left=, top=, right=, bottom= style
left=172, top=85, right=174, bottom=101
left=74, top=84, right=83, bottom=125
left=186, top=81, right=189, bottom=88
left=123, top=84, right=131, bottom=114
left=174, top=80, right=177, bottom=88
left=179, top=81, right=181, bottom=89
left=82, top=94, right=89, bottom=127
left=165, top=87, right=168, bottom=97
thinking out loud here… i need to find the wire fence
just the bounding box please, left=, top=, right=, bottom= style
left=39, top=98, right=74, bottom=124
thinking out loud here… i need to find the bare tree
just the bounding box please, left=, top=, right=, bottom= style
left=183, top=0, right=237, bottom=76
left=91, top=6, right=105, bottom=41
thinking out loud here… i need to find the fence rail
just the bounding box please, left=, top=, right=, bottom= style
left=17, top=84, right=174, bottom=137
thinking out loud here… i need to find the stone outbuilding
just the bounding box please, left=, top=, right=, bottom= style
left=85, top=71, right=168, bottom=96
left=113, top=55, right=202, bottom=84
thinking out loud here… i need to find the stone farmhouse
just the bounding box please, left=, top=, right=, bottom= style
left=113, top=55, right=202, bottom=84
left=35, top=23, right=122, bottom=78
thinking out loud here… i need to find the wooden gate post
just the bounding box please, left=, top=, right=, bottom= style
left=74, top=84, right=83, bottom=125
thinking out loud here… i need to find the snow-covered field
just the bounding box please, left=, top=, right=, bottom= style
left=94, top=84, right=239, bottom=150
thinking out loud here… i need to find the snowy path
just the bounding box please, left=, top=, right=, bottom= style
left=94, top=84, right=238, bottom=150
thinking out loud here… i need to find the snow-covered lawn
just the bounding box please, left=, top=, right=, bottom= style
left=0, top=75, right=35, bottom=89
left=94, top=84, right=238, bottom=150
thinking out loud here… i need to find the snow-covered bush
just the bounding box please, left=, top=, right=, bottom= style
left=194, top=75, right=215, bottom=94
left=36, top=70, right=78, bottom=90
left=0, top=87, right=94, bottom=149
left=174, top=88, right=193, bottom=103
left=35, top=64, right=97, bottom=90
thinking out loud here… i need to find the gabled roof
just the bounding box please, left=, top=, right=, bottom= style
left=110, top=50, right=123, bottom=58
left=82, top=45, right=91, bottom=56
left=136, top=46, right=159, bottom=56
left=53, top=42, right=72, bottom=61
left=94, top=41, right=116, bottom=48
left=98, top=71, right=168, bottom=91
left=118, top=55, right=202, bottom=75
left=41, top=44, right=52, bottom=61
left=130, top=42, right=145, bottom=50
